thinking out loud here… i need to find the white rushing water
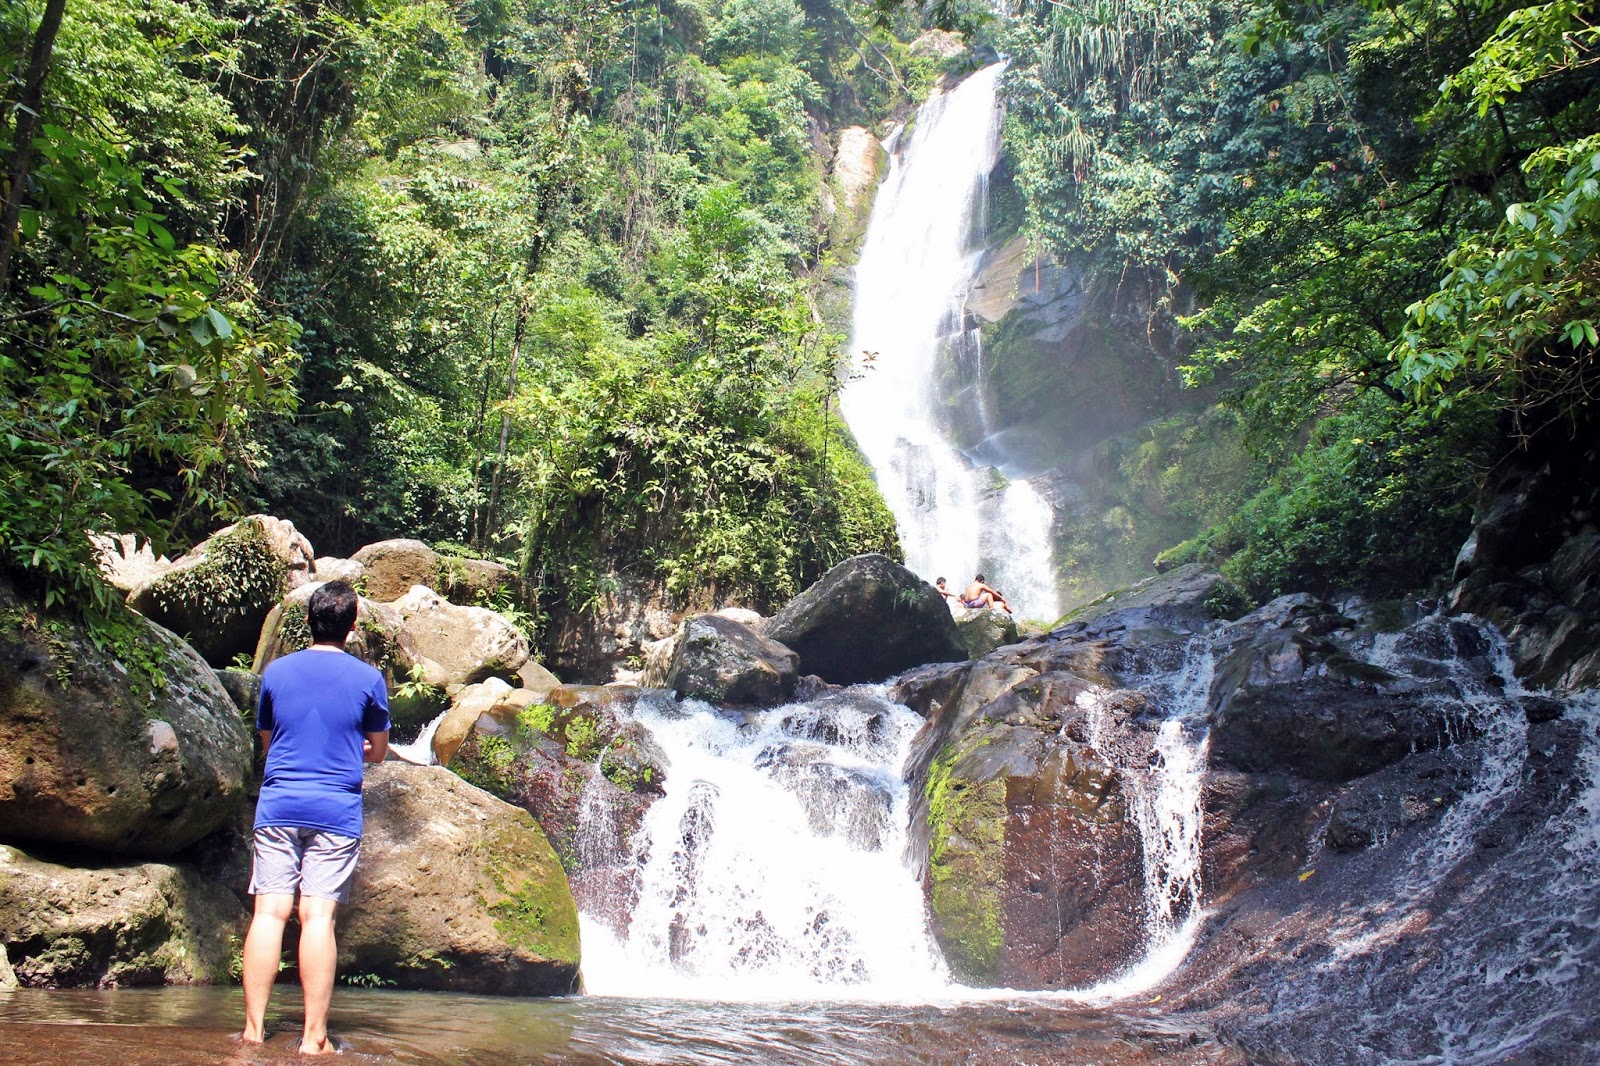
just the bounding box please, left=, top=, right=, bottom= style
left=580, top=689, right=950, bottom=1001
left=841, top=63, right=1059, bottom=621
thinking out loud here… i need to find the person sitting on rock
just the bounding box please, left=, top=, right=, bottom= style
left=962, top=574, right=1012, bottom=614
left=241, top=580, right=390, bottom=1055
left=935, top=577, right=959, bottom=603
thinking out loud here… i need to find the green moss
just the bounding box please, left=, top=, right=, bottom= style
left=478, top=822, right=580, bottom=966
left=924, top=742, right=1008, bottom=983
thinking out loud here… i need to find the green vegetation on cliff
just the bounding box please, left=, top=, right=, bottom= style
left=999, top=0, right=1599, bottom=599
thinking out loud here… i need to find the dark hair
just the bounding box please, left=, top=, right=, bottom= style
left=308, top=580, right=359, bottom=643
left=935, top=577, right=946, bottom=585
left=975, top=573, right=986, bottom=583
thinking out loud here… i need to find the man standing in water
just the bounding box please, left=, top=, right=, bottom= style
left=241, top=580, right=390, bottom=1054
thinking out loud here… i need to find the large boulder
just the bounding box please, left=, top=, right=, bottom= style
left=341, top=764, right=581, bottom=994
left=767, top=554, right=967, bottom=684
left=350, top=539, right=442, bottom=602
left=0, top=844, right=245, bottom=987
left=665, top=614, right=798, bottom=706
left=91, top=533, right=172, bottom=594
left=1207, top=608, right=1485, bottom=782
left=438, top=555, right=518, bottom=606
left=907, top=659, right=1151, bottom=988
left=0, top=587, right=253, bottom=857
left=544, top=572, right=680, bottom=683
left=128, top=515, right=316, bottom=667
left=429, top=677, right=538, bottom=767
left=394, top=585, right=530, bottom=688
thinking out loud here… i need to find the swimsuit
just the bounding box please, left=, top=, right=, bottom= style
left=963, top=597, right=987, bottom=609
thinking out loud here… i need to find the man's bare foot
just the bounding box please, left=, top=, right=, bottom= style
left=240, top=1028, right=265, bottom=1044
left=298, top=1035, right=335, bottom=1055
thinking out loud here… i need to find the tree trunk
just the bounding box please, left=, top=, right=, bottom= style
left=0, top=0, right=68, bottom=292
left=482, top=307, right=527, bottom=547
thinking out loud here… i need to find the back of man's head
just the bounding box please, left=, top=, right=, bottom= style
left=308, top=581, right=359, bottom=644
left=975, top=573, right=986, bottom=583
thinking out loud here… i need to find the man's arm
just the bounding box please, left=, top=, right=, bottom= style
left=363, top=731, right=389, bottom=763
left=258, top=729, right=272, bottom=761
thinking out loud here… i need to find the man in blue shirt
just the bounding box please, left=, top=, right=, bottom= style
left=240, top=580, right=390, bottom=1055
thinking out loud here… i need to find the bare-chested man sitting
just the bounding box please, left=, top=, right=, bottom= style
left=961, top=574, right=1012, bottom=614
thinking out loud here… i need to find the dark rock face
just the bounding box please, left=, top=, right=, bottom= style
left=344, top=764, right=581, bottom=995
left=1205, top=607, right=1484, bottom=782
left=767, top=554, right=967, bottom=684
left=0, top=585, right=253, bottom=858
left=0, top=844, right=245, bottom=987
left=1449, top=454, right=1600, bottom=692
left=666, top=614, right=798, bottom=706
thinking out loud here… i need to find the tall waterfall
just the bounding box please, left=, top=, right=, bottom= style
left=842, top=63, right=1060, bottom=621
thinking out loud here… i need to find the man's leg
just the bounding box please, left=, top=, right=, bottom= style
left=296, top=895, right=340, bottom=1055
left=241, top=892, right=295, bottom=1042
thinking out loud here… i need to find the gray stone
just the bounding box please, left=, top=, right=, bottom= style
left=394, top=585, right=530, bottom=688
left=0, top=844, right=246, bottom=987
left=351, top=539, right=442, bottom=602
left=666, top=614, right=798, bottom=706
left=953, top=606, right=1019, bottom=659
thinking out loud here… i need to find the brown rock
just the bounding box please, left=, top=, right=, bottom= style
left=351, top=539, right=442, bottom=602
left=394, top=586, right=530, bottom=687
left=342, top=764, right=581, bottom=994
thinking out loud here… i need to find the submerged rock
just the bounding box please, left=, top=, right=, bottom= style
left=0, top=586, right=252, bottom=857
left=128, top=515, right=316, bottom=667
left=0, top=844, right=245, bottom=987
left=665, top=614, right=798, bottom=706
left=767, top=554, right=967, bottom=684
left=344, top=764, right=581, bottom=995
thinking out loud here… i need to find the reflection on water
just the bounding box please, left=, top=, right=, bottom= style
left=0, top=987, right=1242, bottom=1065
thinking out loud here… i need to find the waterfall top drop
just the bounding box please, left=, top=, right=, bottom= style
left=842, top=64, right=1060, bottom=620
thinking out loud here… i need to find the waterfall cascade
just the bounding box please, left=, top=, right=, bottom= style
left=841, top=63, right=1060, bottom=621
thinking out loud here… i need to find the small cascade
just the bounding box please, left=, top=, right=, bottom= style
left=843, top=62, right=1060, bottom=620
left=578, top=688, right=948, bottom=1001
left=388, top=710, right=445, bottom=765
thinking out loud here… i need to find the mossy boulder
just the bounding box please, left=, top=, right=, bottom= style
left=952, top=606, right=1018, bottom=659
left=0, top=844, right=246, bottom=988
left=0, top=583, right=253, bottom=858
left=767, top=554, right=967, bottom=684
left=128, top=516, right=316, bottom=667
left=907, top=659, right=1148, bottom=988
left=343, top=764, right=580, bottom=994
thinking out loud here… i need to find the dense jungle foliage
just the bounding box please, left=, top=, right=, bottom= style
left=0, top=0, right=967, bottom=633
left=1000, top=0, right=1598, bottom=599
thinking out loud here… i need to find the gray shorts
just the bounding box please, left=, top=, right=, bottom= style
left=249, top=826, right=361, bottom=903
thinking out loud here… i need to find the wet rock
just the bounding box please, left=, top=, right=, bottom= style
left=393, top=585, right=529, bottom=688
left=430, top=678, right=537, bottom=766
left=953, top=606, right=1019, bottom=659
left=665, top=614, right=798, bottom=706
left=128, top=516, right=316, bottom=667
left=0, top=584, right=252, bottom=857
left=0, top=844, right=245, bottom=987
left=1207, top=625, right=1474, bottom=782
left=767, top=554, right=967, bottom=685
left=1055, top=565, right=1240, bottom=643
left=350, top=539, right=442, bottom=602
left=345, top=764, right=580, bottom=995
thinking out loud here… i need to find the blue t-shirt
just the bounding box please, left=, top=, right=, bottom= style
left=255, top=649, right=391, bottom=838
